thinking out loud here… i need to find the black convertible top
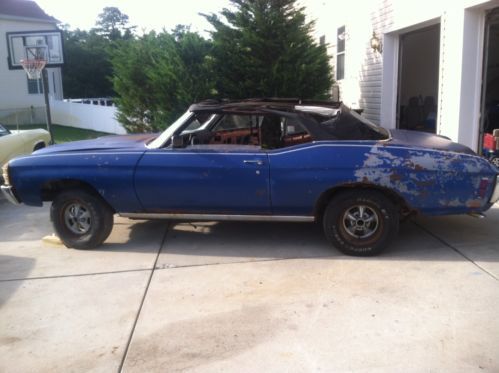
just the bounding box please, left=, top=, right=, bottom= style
left=189, top=98, right=341, bottom=114
left=189, top=98, right=388, bottom=141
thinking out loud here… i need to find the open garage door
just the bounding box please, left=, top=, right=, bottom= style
left=397, top=24, right=440, bottom=133
left=480, top=8, right=499, bottom=162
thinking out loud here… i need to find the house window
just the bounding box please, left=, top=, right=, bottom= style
left=27, top=77, right=44, bottom=94
left=336, top=26, right=346, bottom=80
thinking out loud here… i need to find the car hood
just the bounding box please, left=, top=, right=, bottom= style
left=388, top=129, right=475, bottom=155
left=34, top=133, right=157, bottom=155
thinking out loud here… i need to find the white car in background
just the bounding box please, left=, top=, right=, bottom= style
left=0, top=124, right=51, bottom=168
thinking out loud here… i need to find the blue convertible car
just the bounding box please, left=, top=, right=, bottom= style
left=2, top=99, right=498, bottom=256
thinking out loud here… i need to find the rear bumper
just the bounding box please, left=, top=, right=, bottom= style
left=1, top=185, right=21, bottom=205
left=491, top=176, right=499, bottom=204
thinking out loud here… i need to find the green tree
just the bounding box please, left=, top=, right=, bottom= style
left=62, top=28, right=114, bottom=98
left=61, top=7, right=135, bottom=98
left=203, top=0, right=333, bottom=99
left=95, top=7, right=136, bottom=40
left=111, top=28, right=214, bottom=133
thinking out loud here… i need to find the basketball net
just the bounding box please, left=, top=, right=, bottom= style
left=20, top=59, right=47, bottom=80
left=20, top=45, right=48, bottom=80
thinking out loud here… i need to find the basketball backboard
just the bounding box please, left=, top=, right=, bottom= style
left=6, top=30, right=64, bottom=69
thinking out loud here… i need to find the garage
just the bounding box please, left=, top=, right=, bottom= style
left=397, top=24, right=440, bottom=133
left=481, top=8, right=499, bottom=163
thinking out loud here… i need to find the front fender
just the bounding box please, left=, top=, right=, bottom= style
left=9, top=151, right=145, bottom=212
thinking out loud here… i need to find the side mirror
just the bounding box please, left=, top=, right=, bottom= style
left=171, top=135, right=184, bottom=148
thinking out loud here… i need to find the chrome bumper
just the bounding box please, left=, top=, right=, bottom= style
left=1, top=185, right=21, bottom=205
left=491, top=176, right=499, bottom=204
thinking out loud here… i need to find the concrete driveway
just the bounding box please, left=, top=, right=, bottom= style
left=1, top=198, right=498, bottom=372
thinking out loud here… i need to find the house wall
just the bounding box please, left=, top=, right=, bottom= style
left=0, top=18, right=63, bottom=112
left=304, top=0, right=499, bottom=151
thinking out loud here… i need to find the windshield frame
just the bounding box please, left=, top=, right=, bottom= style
left=0, top=124, right=11, bottom=137
left=147, top=111, right=194, bottom=149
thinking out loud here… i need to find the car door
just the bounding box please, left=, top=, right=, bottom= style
left=134, top=114, right=271, bottom=215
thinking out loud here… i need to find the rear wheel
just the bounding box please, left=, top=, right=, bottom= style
left=50, top=190, right=114, bottom=249
left=33, top=142, right=46, bottom=152
left=323, top=190, right=399, bottom=256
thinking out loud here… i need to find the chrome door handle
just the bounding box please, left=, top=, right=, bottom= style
left=243, top=159, right=264, bottom=165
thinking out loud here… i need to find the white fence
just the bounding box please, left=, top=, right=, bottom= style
left=0, top=107, right=46, bottom=125
left=50, top=99, right=127, bottom=135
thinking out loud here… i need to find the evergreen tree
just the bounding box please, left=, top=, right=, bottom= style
left=203, top=0, right=333, bottom=99
left=62, top=28, right=114, bottom=98
left=61, top=7, right=135, bottom=98
left=111, top=28, right=214, bottom=133
left=95, top=7, right=136, bottom=40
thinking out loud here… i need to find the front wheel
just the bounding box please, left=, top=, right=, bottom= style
left=50, top=190, right=114, bottom=249
left=323, top=190, right=399, bottom=256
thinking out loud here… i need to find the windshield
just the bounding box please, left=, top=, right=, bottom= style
left=0, top=124, right=10, bottom=137
left=148, top=111, right=193, bottom=148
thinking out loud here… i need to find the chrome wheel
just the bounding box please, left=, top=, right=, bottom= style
left=492, top=157, right=499, bottom=168
left=64, top=203, right=91, bottom=235
left=341, top=205, right=379, bottom=239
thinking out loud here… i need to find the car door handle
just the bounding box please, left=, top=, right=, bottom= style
left=243, top=159, right=264, bottom=166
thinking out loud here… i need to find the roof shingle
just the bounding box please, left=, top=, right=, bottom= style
left=0, top=0, right=58, bottom=23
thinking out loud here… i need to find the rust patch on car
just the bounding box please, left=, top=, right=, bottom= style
left=389, top=173, right=402, bottom=182
left=415, top=180, right=435, bottom=187
left=466, top=199, right=482, bottom=209
left=413, top=164, right=424, bottom=171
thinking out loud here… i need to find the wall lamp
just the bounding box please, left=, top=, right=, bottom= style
left=370, top=31, right=382, bottom=54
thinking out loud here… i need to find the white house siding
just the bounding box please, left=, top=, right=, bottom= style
left=305, top=0, right=499, bottom=151
left=0, top=18, right=63, bottom=114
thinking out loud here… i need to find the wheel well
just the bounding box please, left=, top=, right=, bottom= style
left=314, top=184, right=413, bottom=221
left=40, top=179, right=115, bottom=212
left=33, top=141, right=46, bottom=151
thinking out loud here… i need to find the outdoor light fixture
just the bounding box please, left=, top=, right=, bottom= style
left=370, top=31, right=382, bottom=53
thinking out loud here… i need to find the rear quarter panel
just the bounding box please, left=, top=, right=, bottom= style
left=269, top=141, right=497, bottom=216
left=0, top=130, right=50, bottom=166
left=20, top=129, right=51, bottom=153
left=0, top=133, right=26, bottom=166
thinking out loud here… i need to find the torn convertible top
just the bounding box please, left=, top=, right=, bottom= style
left=189, top=98, right=342, bottom=114
left=189, top=98, right=389, bottom=141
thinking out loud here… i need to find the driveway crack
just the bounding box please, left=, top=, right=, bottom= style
left=118, top=223, right=170, bottom=372
left=0, top=268, right=152, bottom=283
left=413, top=221, right=499, bottom=282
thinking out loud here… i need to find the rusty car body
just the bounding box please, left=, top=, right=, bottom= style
left=2, top=99, right=498, bottom=256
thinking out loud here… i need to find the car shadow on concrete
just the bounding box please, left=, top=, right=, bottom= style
left=156, top=214, right=499, bottom=264
left=0, top=255, right=36, bottom=306
left=87, top=219, right=168, bottom=254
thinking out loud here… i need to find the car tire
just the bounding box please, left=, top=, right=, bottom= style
left=491, top=157, right=499, bottom=168
left=33, top=142, right=46, bottom=151
left=323, top=190, right=399, bottom=256
left=50, top=189, right=114, bottom=249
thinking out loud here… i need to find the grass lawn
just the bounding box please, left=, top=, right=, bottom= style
left=5, top=124, right=111, bottom=143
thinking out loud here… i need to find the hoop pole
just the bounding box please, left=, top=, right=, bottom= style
left=41, top=68, right=55, bottom=145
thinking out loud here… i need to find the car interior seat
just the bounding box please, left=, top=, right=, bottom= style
left=260, top=116, right=283, bottom=149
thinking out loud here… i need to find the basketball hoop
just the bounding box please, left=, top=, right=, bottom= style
left=20, top=58, right=47, bottom=80
left=20, top=45, right=48, bottom=80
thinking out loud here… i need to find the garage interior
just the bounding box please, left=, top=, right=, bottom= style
left=397, top=24, right=440, bottom=133
left=481, top=9, right=499, bottom=155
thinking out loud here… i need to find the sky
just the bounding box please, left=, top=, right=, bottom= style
left=35, top=0, right=232, bottom=34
